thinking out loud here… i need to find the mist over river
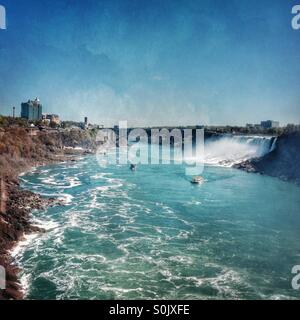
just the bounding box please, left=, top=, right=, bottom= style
left=13, top=139, right=300, bottom=300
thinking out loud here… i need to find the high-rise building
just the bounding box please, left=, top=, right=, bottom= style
left=260, top=120, right=280, bottom=129
left=21, top=98, right=43, bottom=121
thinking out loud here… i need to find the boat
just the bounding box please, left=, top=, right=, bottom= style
left=130, top=164, right=137, bottom=171
left=191, top=176, right=204, bottom=184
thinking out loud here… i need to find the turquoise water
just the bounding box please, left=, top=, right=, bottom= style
left=16, top=155, right=300, bottom=300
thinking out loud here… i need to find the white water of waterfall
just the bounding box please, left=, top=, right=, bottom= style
left=204, top=135, right=276, bottom=167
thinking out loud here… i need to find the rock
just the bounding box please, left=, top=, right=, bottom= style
left=233, top=160, right=257, bottom=173
left=0, top=178, right=62, bottom=300
left=0, top=126, right=99, bottom=299
left=234, top=132, right=300, bottom=186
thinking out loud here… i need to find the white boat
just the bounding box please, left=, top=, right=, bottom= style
left=191, top=176, right=204, bottom=184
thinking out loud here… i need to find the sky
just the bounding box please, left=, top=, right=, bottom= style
left=0, top=0, right=299, bottom=127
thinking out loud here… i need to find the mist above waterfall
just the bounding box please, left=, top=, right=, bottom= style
left=204, top=135, right=276, bottom=167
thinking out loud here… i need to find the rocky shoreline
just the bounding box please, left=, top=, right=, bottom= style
left=0, top=154, right=92, bottom=300
left=0, top=177, right=64, bottom=299
left=233, top=132, right=300, bottom=186
left=0, top=127, right=98, bottom=300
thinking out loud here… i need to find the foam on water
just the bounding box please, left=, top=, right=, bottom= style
left=10, top=233, right=40, bottom=259
left=15, top=152, right=300, bottom=300
left=58, top=193, right=74, bottom=204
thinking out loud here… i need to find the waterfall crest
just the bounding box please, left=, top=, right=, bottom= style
left=204, top=135, right=277, bottom=167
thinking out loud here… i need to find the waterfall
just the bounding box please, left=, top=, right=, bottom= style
left=204, top=135, right=277, bottom=167
left=270, top=137, right=278, bottom=152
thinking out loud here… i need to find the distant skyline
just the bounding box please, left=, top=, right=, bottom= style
left=0, top=0, right=300, bottom=127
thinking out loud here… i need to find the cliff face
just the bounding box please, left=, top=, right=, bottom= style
left=235, top=132, right=300, bottom=185
left=0, top=127, right=98, bottom=178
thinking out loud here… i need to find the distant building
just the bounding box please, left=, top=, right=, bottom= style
left=42, top=114, right=60, bottom=125
left=260, top=120, right=280, bottom=129
left=28, top=123, right=38, bottom=136
left=78, top=117, right=88, bottom=130
left=21, top=98, right=42, bottom=121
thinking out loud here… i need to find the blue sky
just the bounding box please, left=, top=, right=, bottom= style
left=0, top=0, right=299, bottom=126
